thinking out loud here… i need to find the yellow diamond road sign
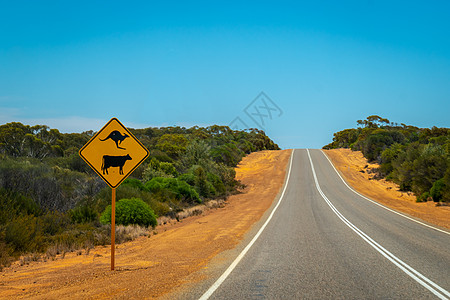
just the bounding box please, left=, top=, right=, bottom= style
left=79, top=118, right=149, bottom=189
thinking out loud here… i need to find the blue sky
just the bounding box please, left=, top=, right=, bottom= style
left=1, top=1, right=449, bottom=149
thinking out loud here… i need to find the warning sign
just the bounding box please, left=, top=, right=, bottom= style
left=79, top=118, right=149, bottom=188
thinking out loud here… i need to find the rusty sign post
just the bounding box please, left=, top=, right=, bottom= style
left=79, top=118, right=149, bottom=270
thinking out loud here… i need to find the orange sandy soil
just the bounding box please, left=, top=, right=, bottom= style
left=0, top=150, right=292, bottom=299
left=324, top=149, right=450, bottom=230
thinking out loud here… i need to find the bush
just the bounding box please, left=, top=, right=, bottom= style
left=69, top=205, right=98, bottom=224
left=417, top=192, right=431, bottom=203
left=0, top=189, right=40, bottom=225
left=145, top=177, right=201, bottom=203
left=100, top=198, right=158, bottom=228
left=143, top=158, right=178, bottom=181
left=95, top=185, right=171, bottom=217
left=178, top=173, right=196, bottom=186
left=192, top=166, right=215, bottom=198
left=122, top=178, right=146, bottom=191
left=41, top=211, right=71, bottom=235
left=208, top=172, right=226, bottom=196
left=210, top=142, right=243, bottom=167
left=0, top=241, right=13, bottom=271
left=5, top=215, right=45, bottom=253
left=430, top=178, right=446, bottom=202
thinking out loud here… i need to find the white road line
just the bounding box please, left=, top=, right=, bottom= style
left=198, top=149, right=295, bottom=300
left=307, top=149, right=450, bottom=300
left=320, top=150, right=450, bottom=235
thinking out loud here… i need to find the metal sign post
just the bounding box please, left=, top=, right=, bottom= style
left=79, top=118, right=149, bottom=270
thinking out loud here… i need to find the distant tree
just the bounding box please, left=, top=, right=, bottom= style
left=357, top=115, right=390, bottom=129
left=323, top=128, right=359, bottom=149
left=324, top=117, right=450, bottom=202
left=180, top=140, right=219, bottom=173
left=156, top=134, right=188, bottom=159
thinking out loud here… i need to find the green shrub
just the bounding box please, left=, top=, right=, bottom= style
left=208, top=172, right=226, bottom=196
left=0, top=189, right=40, bottom=225
left=69, top=205, right=98, bottom=224
left=192, top=166, right=216, bottom=198
left=5, top=215, right=45, bottom=253
left=210, top=142, right=244, bottom=167
left=430, top=178, right=446, bottom=202
left=143, top=158, right=178, bottom=181
left=100, top=198, right=157, bottom=228
left=41, top=211, right=71, bottom=235
left=95, top=185, right=171, bottom=217
left=417, top=192, right=430, bottom=203
left=145, top=177, right=201, bottom=203
left=178, top=173, right=196, bottom=186
left=122, top=178, right=146, bottom=191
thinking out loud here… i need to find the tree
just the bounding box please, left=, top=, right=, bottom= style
left=156, top=134, right=188, bottom=158
left=356, top=115, right=391, bottom=129
left=0, top=122, right=28, bottom=157
left=323, top=128, right=359, bottom=149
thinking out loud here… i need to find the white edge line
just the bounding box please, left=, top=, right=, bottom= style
left=198, top=149, right=295, bottom=300
left=307, top=149, right=450, bottom=300
left=320, top=150, right=450, bottom=236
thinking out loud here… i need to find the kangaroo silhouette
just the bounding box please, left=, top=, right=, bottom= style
left=99, top=130, right=129, bottom=150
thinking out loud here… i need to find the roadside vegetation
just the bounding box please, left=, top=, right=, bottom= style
left=324, top=115, right=449, bottom=203
left=0, top=122, right=279, bottom=270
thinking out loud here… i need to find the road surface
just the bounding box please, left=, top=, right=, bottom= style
left=191, top=149, right=449, bottom=299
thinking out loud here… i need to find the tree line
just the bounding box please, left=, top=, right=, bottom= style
left=323, top=115, right=449, bottom=203
left=0, top=122, right=280, bottom=269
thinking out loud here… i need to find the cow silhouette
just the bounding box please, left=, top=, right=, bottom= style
left=101, top=154, right=132, bottom=175
left=99, top=130, right=129, bottom=150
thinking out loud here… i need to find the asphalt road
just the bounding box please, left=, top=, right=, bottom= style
left=194, top=149, right=450, bottom=299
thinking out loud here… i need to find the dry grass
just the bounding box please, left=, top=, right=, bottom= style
left=45, top=245, right=58, bottom=261
left=38, top=225, right=150, bottom=262
left=115, top=224, right=149, bottom=243
left=84, top=240, right=94, bottom=255
left=157, top=199, right=226, bottom=226
left=19, top=253, right=41, bottom=266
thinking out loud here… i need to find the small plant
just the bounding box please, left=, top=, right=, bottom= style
left=46, top=245, right=58, bottom=260
left=100, top=198, right=158, bottom=228
left=69, top=205, right=98, bottom=224
left=115, top=225, right=149, bottom=243
left=0, top=242, right=13, bottom=271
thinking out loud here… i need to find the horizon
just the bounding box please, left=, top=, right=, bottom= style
left=1, top=115, right=447, bottom=151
